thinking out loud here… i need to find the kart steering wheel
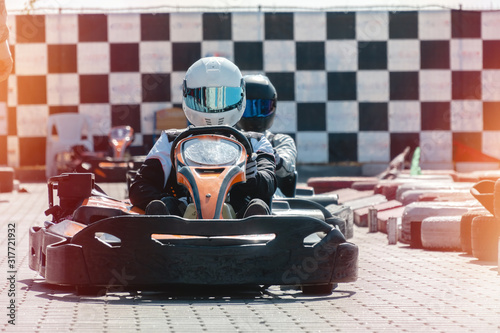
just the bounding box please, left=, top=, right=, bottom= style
left=169, top=125, right=254, bottom=167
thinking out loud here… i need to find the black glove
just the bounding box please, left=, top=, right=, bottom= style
left=246, top=153, right=257, bottom=180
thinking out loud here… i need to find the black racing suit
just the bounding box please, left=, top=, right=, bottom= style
left=129, top=128, right=277, bottom=217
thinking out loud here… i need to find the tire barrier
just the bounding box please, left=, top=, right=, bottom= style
left=421, top=216, right=462, bottom=251
left=460, top=208, right=492, bottom=254
left=471, top=215, right=500, bottom=262
left=400, top=202, right=477, bottom=245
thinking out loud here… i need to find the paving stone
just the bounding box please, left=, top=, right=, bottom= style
left=1, top=182, right=500, bottom=332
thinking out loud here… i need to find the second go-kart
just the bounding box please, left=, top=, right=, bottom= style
left=60, top=125, right=145, bottom=182
left=29, top=126, right=358, bottom=295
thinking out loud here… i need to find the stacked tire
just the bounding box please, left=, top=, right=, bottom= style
left=468, top=179, right=500, bottom=262
left=421, top=216, right=462, bottom=251
left=471, top=216, right=499, bottom=261
left=460, top=208, right=492, bottom=255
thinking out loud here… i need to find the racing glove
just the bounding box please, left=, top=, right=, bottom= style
left=246, top=153, right=257, bottom=180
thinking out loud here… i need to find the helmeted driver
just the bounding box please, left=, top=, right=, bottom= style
left=129, top=57, right=277, bottom=218
left=236, top=74, right=297, bottom=197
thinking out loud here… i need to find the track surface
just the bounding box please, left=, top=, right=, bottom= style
left=1, top=182, right=499, bottom=332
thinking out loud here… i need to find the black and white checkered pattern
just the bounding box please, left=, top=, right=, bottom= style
left=2, top=10, right=500, bottom=168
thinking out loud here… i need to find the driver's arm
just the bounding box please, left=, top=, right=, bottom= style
left=251, top=135, right=278, bottom=199
left=129, top=132, right=173, bottom=210
left=229, top=134, right=277, bottom=212
left=253, top=150, right=277, bottom=198
left=129, top=159, right=169, bottom=210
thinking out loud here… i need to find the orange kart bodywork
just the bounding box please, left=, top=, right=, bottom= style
left=29, top=126, right=358, bottom=295
left=174, top=134, right=246, bottom=219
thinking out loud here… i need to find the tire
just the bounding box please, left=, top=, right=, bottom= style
left=301, top=283, right=337, bottom=295
left=471, top=215, right=500, bottom=262
left=420, top=216, right=462, bottom=251
left=401, top=203, right=472, bottom=245
left=460, top=209, right=491, bottom=254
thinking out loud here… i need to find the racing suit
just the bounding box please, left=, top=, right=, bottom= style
left=265, top=130, right=297, bottom=180
left=264, top=130, right=297, bottom=197
left=129, top=128, right=277, bottom=217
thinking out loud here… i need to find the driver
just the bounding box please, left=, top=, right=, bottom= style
left=236, top=74, right=297, bottom=197
left=129, top=57, right=277, bottom=218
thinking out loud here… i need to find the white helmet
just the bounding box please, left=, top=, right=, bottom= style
left=182, top=57, right=246, bottom=127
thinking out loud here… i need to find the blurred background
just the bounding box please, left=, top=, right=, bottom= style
left=2, top=0, right=500, bottom=179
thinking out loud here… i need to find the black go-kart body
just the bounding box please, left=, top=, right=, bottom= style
left=29, top=126, right=358, bottom=295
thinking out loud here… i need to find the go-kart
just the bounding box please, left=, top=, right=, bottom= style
left=29, top=126, right=358, bottom=295
left=59, top=125, right=145, bottom=182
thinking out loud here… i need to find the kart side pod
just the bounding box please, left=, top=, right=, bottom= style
left=45, top=173, right=95, bottom=221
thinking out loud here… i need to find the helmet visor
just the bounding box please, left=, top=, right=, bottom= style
left=242, top=99, right=275, bottom=118
left=184, top=80, right=245, bottom=113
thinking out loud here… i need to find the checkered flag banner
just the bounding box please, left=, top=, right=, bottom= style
left=2, top=10, right=500, bottom=169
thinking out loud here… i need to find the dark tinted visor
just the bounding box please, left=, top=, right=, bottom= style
left=242, top=99, right=275, bottom=118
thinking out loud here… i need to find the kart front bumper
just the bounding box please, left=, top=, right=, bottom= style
left=29, top=215, right=358, bottom=290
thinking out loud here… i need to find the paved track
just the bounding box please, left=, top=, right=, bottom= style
left=1, top=182, right=499, bottom=332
